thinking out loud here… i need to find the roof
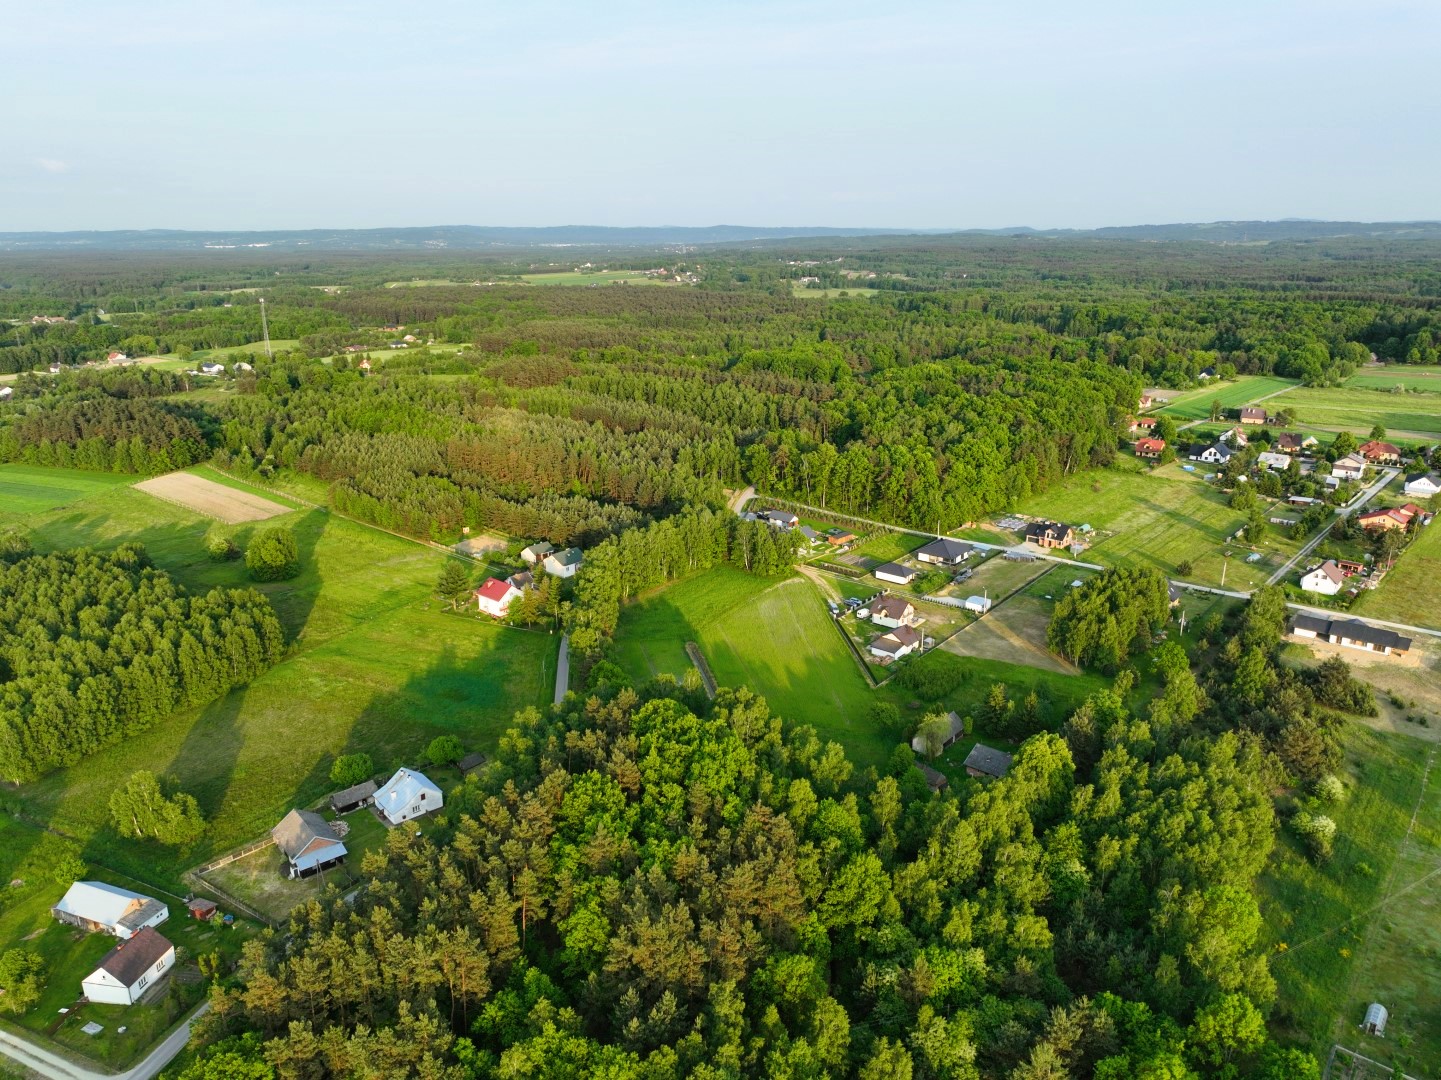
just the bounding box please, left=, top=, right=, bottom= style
left=1406, top=471, right=1441, bottom=486
left=1206, top=442, right=1233, bottom=460
left=1292, top=614, right=1411, bottom=652
left=1133, top=416, right=1158, bottom=427
left=457, top=751, right=488, bottom=772
left=1135, top=437, right=1166, bottom=452
left=918, top=764, right=948, bottom=791
left=910, top=711, right=966, bottom=755
left=916, top=537, right=973, bottom=561
left=1240, top=406, right=1267, bottom=419
left=1359, top=440, right=1401, bottom=457
left=330, top=779, right=377, bottom=808
left=873, top=561, right=914, bottom=579
left=375, top=768, right=442, bottom=817
left=91, top=927, right=173, bottom=988
left=798, top=526, right=821, bottom=541
left=476, top=577, right=518, bottom=603
left=1291, top=613, right=1331, bottom=636
left=507, top=570, right=534, bottom=589
left=1024, top=520, right=1071, bottom=541
left=272, top=809, right=342, bottom=859
left=870, top=595, right=913, bottom=619
left=1306, top=560, right=1346, bottom=585
left=522, top=541, right=554, bottom=557
left=1358, top=506, right=1412, bottom=526
left=548, top=547, right=583, bottom=568
left=1276, top=432, right=1303, bottom=448
left=963, top=743, right=1014, bottom=778
left=54, top=882, right=151, bottom=927
left=1335, top=453, right=1366, bottom=468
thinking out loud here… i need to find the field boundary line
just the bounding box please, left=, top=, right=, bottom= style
left=684, top=642, right=717, bottom=699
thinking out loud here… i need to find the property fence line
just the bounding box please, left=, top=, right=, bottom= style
left=1325, top=1044, right=1420, bottom=1080
left=183, top=871, right=277, bottom=929
left=684, top=642, right=717, bottom=699
left=192, top=837, right=275, bottom=875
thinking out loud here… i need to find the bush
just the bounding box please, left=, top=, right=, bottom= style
left=0, top=949, right=46, bottom=1014
left=1175, top=560, right=1194, bottom=577
left=426, top=735, right=465, bottom=766
left=1313, top=774, right=1346, bottom=804
left=1292, top=811, right=1336, bottom=860
left=206, top=534, right=238, bottom=562
left=895, top=651, right=967, bottom=700
left=246, top=527, right=300, bottom=582
left=330, top=753, right=374, bottom=787
left=109, top=771, right=206, bottom=846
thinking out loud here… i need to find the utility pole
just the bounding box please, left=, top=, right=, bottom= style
left=259, top=297, right=273, bottom=359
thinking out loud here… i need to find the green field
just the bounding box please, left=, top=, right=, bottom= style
left=1157, top=376, right=1298, bottom=420
left=0, top=463, right=132, bottom=514
left=1281, top=385, right=1441, bottom=438
left=1351, top=514, right=1441, bottom=628
left=1345, top=368, right=1441, bottom=392
left=1262, top=727, right=1440, bottom=1076
left=791, top=285, right=879, bottom=299
left=1014, top=461, right=1302, bottom=591
left=193, top=339, right=300, bottom=359
left=3, top=468, right=557, bottom=897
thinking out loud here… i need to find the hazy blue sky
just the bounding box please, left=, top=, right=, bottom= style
left=3, top=0, right=1437, bottom=230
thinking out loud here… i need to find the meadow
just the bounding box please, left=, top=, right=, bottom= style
left=1261, top=726, right=1440, bottom=1077
left=1281, top=385, right=1441, bottom=438
left=1156, top=375, right=1298, bottom=420
left=1345, top=368, right=1441, bottom=392
left=1013, top=461, right=1303, bottom=590
left=1351, top=512, right=1441, bottom=628
left=791, top=285, right=880, bottom=299
left=0, top=463, right=131, bottom=514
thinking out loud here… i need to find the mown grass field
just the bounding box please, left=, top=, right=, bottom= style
left=791, top=286, right=879, bottom=298
left=1157, top=375, right=1298, bottom=419
left=3, top=467, right=557, bottom=899
left=1345, top=368, right=1441, bottom=392
left=1014, top=461, right=1302, bottom=590
left=1261, top=727, right=1440, bottom=1076
left=522, top=271, right=672, bottom=287
left=0, top=463, right=132, bottom=514
left=1282, top=385, right=1441, bottom=438
left=1351, top=513, right=1441, bottom=628
left=192, top=339, right=300, bottom=359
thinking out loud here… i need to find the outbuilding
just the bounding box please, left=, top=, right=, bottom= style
left=963, top=744, right=1014, bottom=779
left=963, top=595, right=992, bottom=614
left=1363, top=1003, right=1388, bottom=1036
left=329, top=779, right=378, bottom=814
left=873, top=562, right=917, bottom=585
left=52, top=882, right=169, bottom=940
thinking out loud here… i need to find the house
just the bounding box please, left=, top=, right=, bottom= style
left=474, top=577, right=521, bottom=618
left=1356, top=506, right=1415, bottom=533
left=918, top=764, right=948, bottom=793
left=1359, top=440, right=1402, bottom=466
left=186, top=898, right=218, bottom=921
left=198, top=363, right=225, bottom=376
left=1404, top=472, right=1441, bottom=498
left=272, top=809, right=347, bottom=878
left=910, top=711, right=964, bottom=755
left=52, top=882, right=169, bottom=940
left=1223, top=427, right=1249, bottom=448
left=374, top=768, right=443, bottom=825
left=81, top=927, right=175, bottom=1006
left=798, top=525, right=822, bottom=544
left=869, top=624, right=922, bottom=660
left=1024, top=521, right=1074, bottom=549
left=1128, top=415, right=1158, bottom=433
left=1239, top=406, right=1267, bottom=425
left=1274, top=432, right=1318, bottom=454
left=233, top=361, right=253, bottom=373
left=506, top=570, right=535, bottom=591
left=964, top=595, right=992, bottom=614
left=869, top=595, right=915, bottom=628
left=963, top=744, right=1014, bottom=779
left=873, top=562, right=917, bottom=585
left=1290, top=614, right=1411, bottom=657
left=457, top=751, right=488, bottom=774
left=1331, top=454, right=1366, bottom=481
left=915, top=537, right=974, bottom=566
left=1134, top=437, right=1166, bottom=459
left=1138, top=392, right=1158, bottom=408
left=330, top=779, right=378, bottom=814
left=1257, top=451, right=1291, bottom=471
left=0, top=386, right=12, bottom=399
left=758, top=509, right=799, bottom=529
left=825, top=529, right=857, bottom=546
left=1197, top=366, right=1217, bottom=381
left=520, top=542, right=554, bottom=565
left=1197, top=442, right=1233, bottom=465
left=1300, top=560, right=1346, bottom=596
left=543, top=547, right=584, bottom=578
left=358, top=357, right=371, bottom=371
left=106, top=351, right=129, bottom=364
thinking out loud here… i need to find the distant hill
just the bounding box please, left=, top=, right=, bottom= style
left=0, top=220, right=1438, bottom=252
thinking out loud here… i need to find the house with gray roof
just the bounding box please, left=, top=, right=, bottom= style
left=52, top=881, right=169, bottom=940
left=915, top=537, right=975, bottom=566
left=374, top=767, right=443, bottom=825
left=272, top=809, right=347, bottom=878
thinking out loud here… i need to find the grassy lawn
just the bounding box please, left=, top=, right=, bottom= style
left=1014, top=461, right=1302, bottom=590
left=0, top=464, right=133, bottom=515
left=1282, top=385, right=1441, bottom=439
left=1351, top=516, right=1441, bottom=628
left=522, top=271, right=672, bottom=287
left=1262, top=727, right=1439, bottom=1076
left=851, top=531, right=923, bottom=565
left=1157, top=376, right=1298, bottom=420
left=191, top=339, right=299, bottom=359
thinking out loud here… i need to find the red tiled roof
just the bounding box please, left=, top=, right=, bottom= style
left=475, top=578, right=515, bottom=602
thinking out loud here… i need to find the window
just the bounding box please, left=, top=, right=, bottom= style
left=138, top=975, right=148, bottom=989
left=156, top=959, right=165, bottom=971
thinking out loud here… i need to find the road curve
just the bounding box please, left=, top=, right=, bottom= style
left=0, top=1002, right=208, bottom=1080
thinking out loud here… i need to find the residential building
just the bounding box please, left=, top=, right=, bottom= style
left=330, top=780, right=377, bottom=814
left=1356, top=506, right=1415, bottom=533
left=1134, top=437, right=1166, bottom=459
left=543, top=547, right=583, bottom=578
left=1358, top=440, right=1402, bottom=465
left=272, top=809, right=348, bottom=878
left=1257, top=451, right=1291, bottom=471
left=1403, top=472, right=1441, bottom=498
left=1300, top=560, right=1346, bottom=595
left=52, top=882, right=169, bottom=940
left=873, top=562, right=917, bottom=585
left=964, top=595, right=992, bottom=614
left=1197, top=442, right=1233, bottom=465
left=910, top=711, right=964, bottom=755
left=506, top=570, right=535, bottom=591
left=758, top=509, right=799, bottom=529
left=520, top=542, right=554, bottom=565
left=198, top=362, right=225, bottom=376
left=869, top=625, right=922, bottom=660
left=914, top=537, right=974, bottom=565
left=1223, top=427, right=1249, bottom=448
left=375, top=768, right=443, bottom=825
left=1290, top=614, right=1411, bottom=657
left=1239, top=406, right=1267, bottom=425
left=1024, top=521, right=1074, bottom=548
left=869, top=595, right=915, bottom=629
left=1138, top=392, right=1158, bottom=408
left=1197, top=366, right=1217, bottom=380
left=82, top=927, right=175, bottom=1006
left=106, top=351, right=129, bottom=364
left=1128, top=415, right=1158, bottom=433
left=963, top=744, right=1014, bottom=779
left=474, top=577, right=521, bottom=618
left=1331, top=454, right=1366, bottom=481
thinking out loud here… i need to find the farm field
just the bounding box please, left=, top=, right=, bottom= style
left=791, top=285, right=879, bottom=298
left=1261, top=727, right=1440, bottom=1077
left=1157, top=375, right=1298, bottom=420
left=1282, top=385, right=1441, bottom=439
left=134, top=470, right=292, bottom=523
left=1351, top=512, right=1441, bottom=629
left=0, top=463, right=132, bottom=514
left=1013, top=461, right=1302, bottom=591
left=523, top=270, right=673, bottom=287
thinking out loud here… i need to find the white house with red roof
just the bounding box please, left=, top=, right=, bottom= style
left=474, top=577, right=521, bottom=618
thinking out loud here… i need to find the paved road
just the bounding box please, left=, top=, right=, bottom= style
left=726, top=486, right=756, bottom=514
left=1266, top=467, right=1397, bottom=586
left=0, top=1003, right=208, bottom=1080
left=554, top=634, right=570, bottom=704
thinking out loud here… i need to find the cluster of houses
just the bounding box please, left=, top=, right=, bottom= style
left=472, top=542, right=583, bottom=618
left=906, top=711, right=1015, bottom=793
left=740, top=507, right=858, bottom=548
left=50, top=882, right=178, bottom=1006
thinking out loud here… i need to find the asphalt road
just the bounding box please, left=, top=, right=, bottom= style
left=0, top=1002, right=208, bottom=1080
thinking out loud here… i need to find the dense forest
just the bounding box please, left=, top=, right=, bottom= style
left=178, top=587, right=1329, bottom=1079
left=0, top=543, right=285, bottom=782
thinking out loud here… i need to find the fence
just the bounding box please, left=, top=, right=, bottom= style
left=193, top=837, right=275, bottom=875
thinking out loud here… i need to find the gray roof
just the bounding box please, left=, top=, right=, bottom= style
left=1025, top=520, right=1071, bottom=542
left=272, top=809, right=342, bottom=859
left=963, top=743, right=1014, bottom=778
left=916, top=537, right=973, bottom=561
left=872, top=625, right=922, bottom=655
left=1207, top=442, right=1233, bottom=460
left=1293, top=615, right=1412, bottom=653
left=458, top=751, right=488, bottom=772
left=330, top=779, right=377, bottom=810
left=918, top=764, right=948, bottom=791
left=549, top=547, right=583, bottom=568
left=1406, top=471, right=1440, bottom=486
left=873, top=561, right=914, bottom=579
left=91, top=927, right=174, bottom=987
left=870, top=595, right=913, bottom=620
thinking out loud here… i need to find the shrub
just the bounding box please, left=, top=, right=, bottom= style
left=206, top=534, right=238, bottom=562
left=1292, top=811, right=1336, bottom=860
left=246, top=527, right=300, bottom=582
left=330, top=753, right=375, bottom=787
left=0, top=949, right=46, bottom=1014
left=895, top=651, right=967, bottom=700
left=1175, top=560, right=1194, bottom=577
left=108, top=771, right=206, bottom=846
left=426, top=735, right=465, bottom=766
left=1313, top=774, right=1346, bottom=804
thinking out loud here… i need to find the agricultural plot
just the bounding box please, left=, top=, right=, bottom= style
left=941, top=593, right=1073, bottom=675
left=0, top=463, right=131, bottom=515
left=1282, top=385, right=1441, bottom=439
left=791, top=285, right=879, bottom=298
left=1345, top=366, right=1441, bottom=392
left=1156, top=375, right=1297, bottom=420
left=134, top=470, right=291, bottom=523
left=522, top=271, right=673, bottom=287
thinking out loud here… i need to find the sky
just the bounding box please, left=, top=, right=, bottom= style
left=2, top=0, right=1438, bottom=231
